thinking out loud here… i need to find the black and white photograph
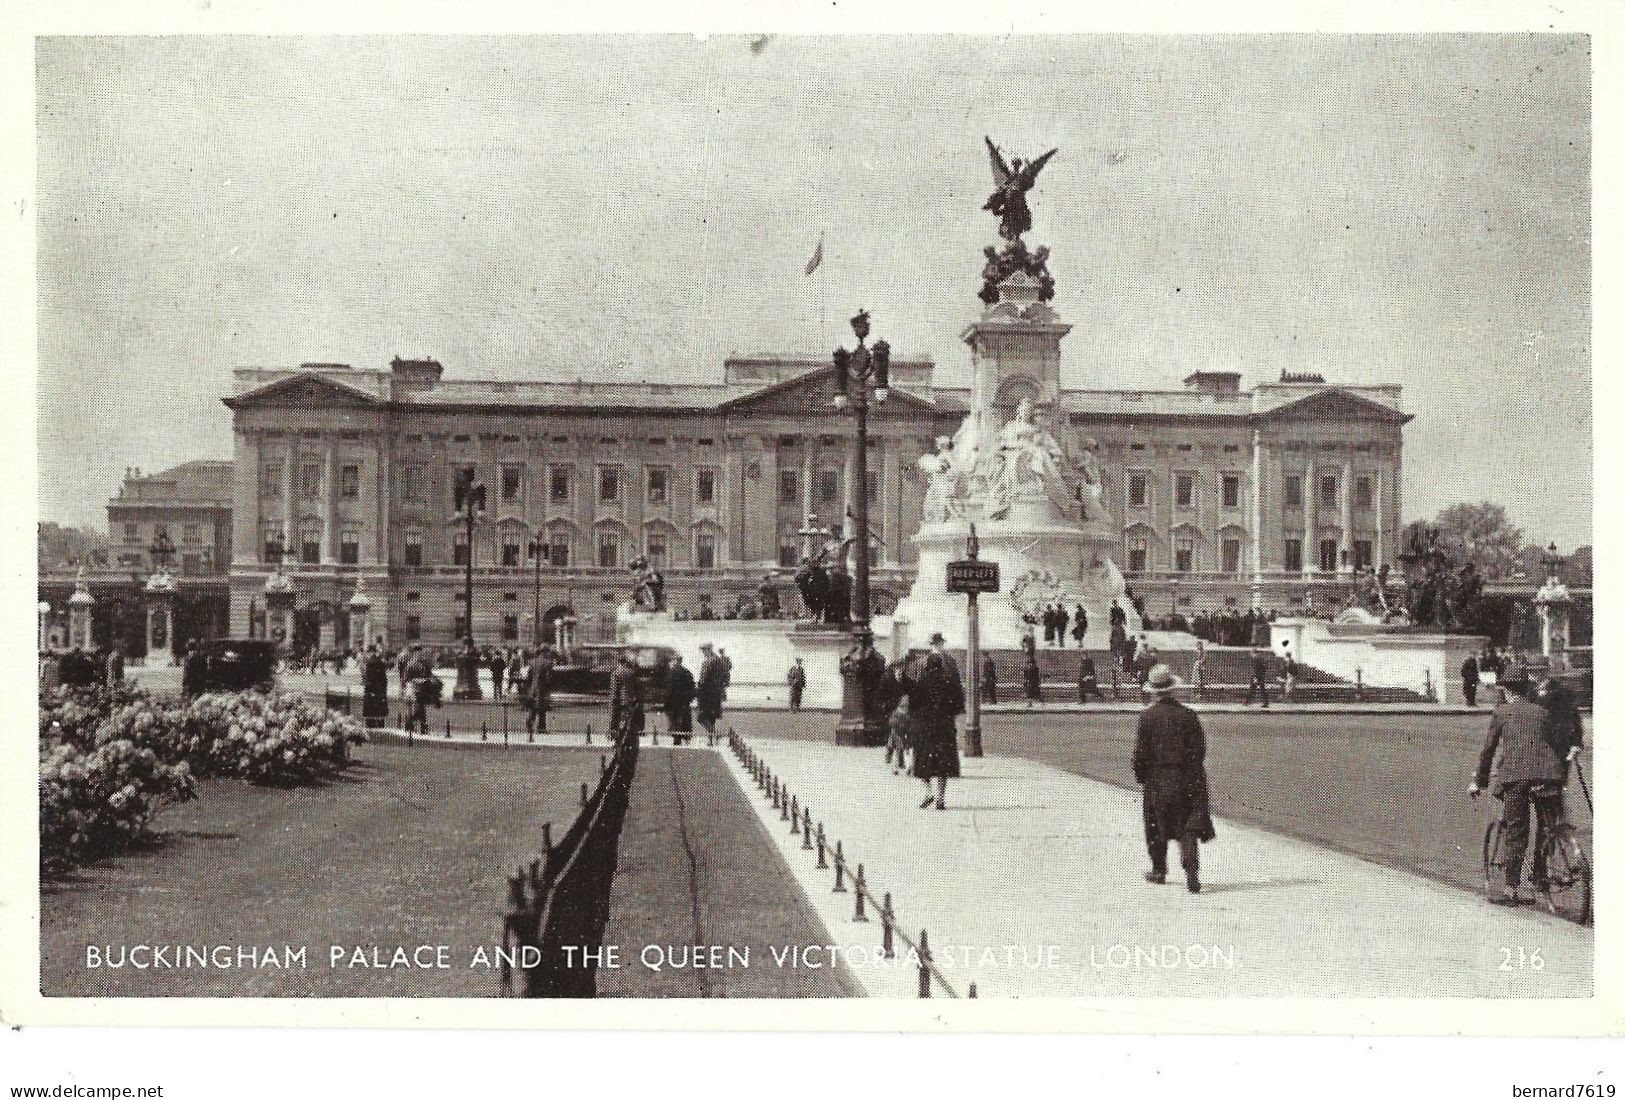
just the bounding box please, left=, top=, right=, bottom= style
left=7, top=13, right=1618, bottom=1077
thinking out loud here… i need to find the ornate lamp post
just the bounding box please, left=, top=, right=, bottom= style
left=38, top=600, right=51, bottom=652
left=263, top=535, right=296, bottom=656
left=527, top=534, right=548, bottom=647
left=1534, top=542, right=1574, bottom=672
left=831, top=308, right=890, bottom=745
left=454, top=469, right=487, bottom=700
left=144, top=531, right=178, bottom=663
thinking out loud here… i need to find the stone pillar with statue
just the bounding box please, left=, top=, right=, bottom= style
left=67, top=567, right=96, bottom=651
left=892, top=136, right=1142, bottom=652
left=143, top=569, right=177, bottom=665
left=348, top=576, right=374, bottom=650
left=1535, top=574, right=1575, bottom=673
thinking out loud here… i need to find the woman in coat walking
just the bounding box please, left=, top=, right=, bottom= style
left=909, top=635, right=965, bottom=810
left=664, top=653, right=696, bottom=745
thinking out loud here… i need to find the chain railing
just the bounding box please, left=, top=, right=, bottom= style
left=725, top=729, right=970, bottom=999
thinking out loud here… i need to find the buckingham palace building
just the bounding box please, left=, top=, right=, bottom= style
left=222, top=353, right=1410, bottom=652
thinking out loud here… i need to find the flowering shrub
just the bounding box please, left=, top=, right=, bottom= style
left=38, top=685, right=365, bottom=871
left=39, top=739, right=196, bottom=873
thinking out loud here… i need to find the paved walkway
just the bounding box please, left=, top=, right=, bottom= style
left=722, top=736, right=1592, bottom=998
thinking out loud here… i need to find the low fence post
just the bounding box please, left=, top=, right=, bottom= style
left=816, top=824, right=828, bottom=868
left=585, top=723, right=593, bottom=744
left=853, top=865, right=869, bottom=922
left=600, top=754, right=608, bottom=774
left=918, top=929, right=932, bottom=998
left=445, top=717, right=451, bottom=738
left=580, top=782, right=588, bottom=807
left=781, top=788, right=792, bottom=822
left=541, top=821, right=552, bottom=857
left=481, top=720, right=488, bottom=742
left=833, top=842, right=847, bottom=892
left=881, top=893, right=895, bottom=957
left=790, top=795, right=800, bottom=834
left=801, top=807, right=813, bottom=850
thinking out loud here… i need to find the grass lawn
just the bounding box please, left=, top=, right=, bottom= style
left=41, top=739, right=603, bottom=997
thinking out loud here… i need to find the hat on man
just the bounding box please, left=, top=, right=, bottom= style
left=929, top=632, right=946, bottom=646
left=700, top=642, right=714, bottom=651
left=1144, top=663, right=1180, bottom=694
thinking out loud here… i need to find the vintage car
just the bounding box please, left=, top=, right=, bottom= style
left=199, top=638, right=280, bottom=694
left=550, top=643, right=679, bottom=706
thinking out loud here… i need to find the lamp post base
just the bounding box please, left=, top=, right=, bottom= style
left=835, top=670, right=887, bottom=747
left=453, top=653, right=483, bottom=701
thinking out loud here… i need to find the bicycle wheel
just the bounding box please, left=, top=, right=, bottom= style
left=1537, top=826, right=1591, bottom=924
left=1482, top=819, right=1506, bottom=899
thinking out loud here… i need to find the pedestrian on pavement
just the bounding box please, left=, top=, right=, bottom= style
left=980, top=652, right=998, bottom=706
left=1042, top=605, right=1056, bottom=646
left=396, top=648, right=411, bottom=698
left=526, top=645, right=554, bottom=736
left=1246, top=647, right=1271, bottom=708
left=609, top=652, right=645, bottom=742
left=1461, top=653, right=1480, bottom=707
left=1023, top=650, right=1042, bottom=706
left=406, top=646, right=438, bottom=737
left=886, top=693, right=912, bottom=775
left=1055, top=604, right=1070, bottom=649
left=909, top=634, right=964, bottom=810
left=1072, top=605, right=1087, bottom=647
left=361, top=645, right=390, bottom=729
left=786, top=658, right=807, bottom=713
left=696, top=643, right=726, bottom=739
left=1077, top=652, right=1102, bottom=703
left=105, top=642, right=125, bottom=689
left=180, top=641, right=207, bottom=699
left=1191, top=641, right=1207, bottom=701
left=1281, top=647, right=1298, bottom=701
left=1133, top=663, right=1216, bottom=894
left=665, top=653, right=696, bottom=745
left=489, top=649, right=507, bottom=701
left=1471, top=670, right=1583, bottom=905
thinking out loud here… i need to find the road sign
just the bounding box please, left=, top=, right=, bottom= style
left=946, top=559, right=1000, bottom=595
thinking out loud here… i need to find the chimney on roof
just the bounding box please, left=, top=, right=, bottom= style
left=1183, top=370, right=1242, bottom=394
left=389, top=356, right=444, bottom=390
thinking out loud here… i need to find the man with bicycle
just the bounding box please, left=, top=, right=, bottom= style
left=1470, top=670, right=1584, bottom=906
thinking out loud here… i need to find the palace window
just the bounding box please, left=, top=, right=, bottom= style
left=300, top=464, right=322, bottom=500
left=299, top=519, right=321, bottom=565
left=818, top=469, right=839, bottom=505
left=1355, top=540, right=1374, bottom=570
left=502, top=615, right=519, bottom=642
left=340, top=464, right=360, bottom=499
left=123, top=522, right=139, bottom=542
left=1174, top=536, right=1195, bottom=573
left=454, top=614, right=469, bottom=639
left=1320, top=475, right=1339, bottom=509
left=1174, top=472, right=1195, bottom=509
left=453, top=532, right=469, bottom=567
left=549, top=532, right=572, bottom=568
left=501, top=464, right=523, bottom=503
left=403, top=464, right=425, bottom=502
left=1222, top=537, right=1242, bottom=574
left=646, top=532, right=669, bottom=569
left=779, top=542, right=799, bottom=568
left=867, top=470, right=879, bottom=504
left=1221, top=473, right=1240, bottom=509
left=779, top=469, right=800, bottom=505
left=695, top=467, right=717, bottom=506
left=647, top=467, right=669, bottom=505
left=403, top=535, right=422, bottom=568
left=339, top=527, right=360, bottom=565
left=1355, top=476, right=1373, bottom=508
left=502, top=535, right=522, bottom=567
left=1319, top=538, right=1339, bottom=572
left=404, top=615, right=421, bottom=641
left=598, top=531, right=621, bottom=569
left=549, top=466, right=571, bottom=503
left=1284, top=538, right=1304, bottom=573
left=1284, top=476, right=1303, bottom=509
left=695, top=532, right=717, bottom=570
left=262, top=463, right=282, bottom=497
left=1127, top=535, right=1149, bottom=575
left=599, top=467, right=621, bottom=504
left=181, top=554, right=202, bottom=575
left=1127, top=473, right=1148, bottom=509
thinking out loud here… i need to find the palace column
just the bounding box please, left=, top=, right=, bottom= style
left=880, top=440, right=900, bottom=567
left=282, top=442, right=296, bottom=552
left=325, top=435, right=339, bottom=565
left=1374, top=462, right=1386, bottom=567
left=801, top=448, right=814, bottom=525
left=1302, top=457, right=1315, bottom=577
left=1340, top=457, right=1354, bottom=573
left=1250, top=429, right=1264, bottom=607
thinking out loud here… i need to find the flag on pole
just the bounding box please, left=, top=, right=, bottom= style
left=804, top=234, right=824, bottom=276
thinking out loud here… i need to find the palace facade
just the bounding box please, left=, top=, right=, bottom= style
left=221, top=352, right=1409, bottom=651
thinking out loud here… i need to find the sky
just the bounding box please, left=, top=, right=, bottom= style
left=35, top=34, right=1592, bottom=548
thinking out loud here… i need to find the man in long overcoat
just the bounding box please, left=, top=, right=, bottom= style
left=608, top=653, right=644, bottom=741
left=696, top=643, right=726, bottom=737
left=526, top=646, right=554, bottom=735
left=361, top=645, right=390, bottom=728
left=1132, top=664, right=1216, bottom=893
left=664, top=653, right=696, bottom=744
left=909, top=634, right=965, bottom=810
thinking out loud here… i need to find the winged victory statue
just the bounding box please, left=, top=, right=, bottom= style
left=982, top=137, right=1058, bottom=242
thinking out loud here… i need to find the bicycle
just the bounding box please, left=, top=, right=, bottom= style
left=1480, top=763, right=1591, bottom=924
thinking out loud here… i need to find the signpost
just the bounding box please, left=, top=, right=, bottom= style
left=946, top=525, right=999, bottom=758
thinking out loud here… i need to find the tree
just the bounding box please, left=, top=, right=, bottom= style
left=1430, top=502, right=1524, bottom=581
left=37, top=522, right=109, bottom=572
